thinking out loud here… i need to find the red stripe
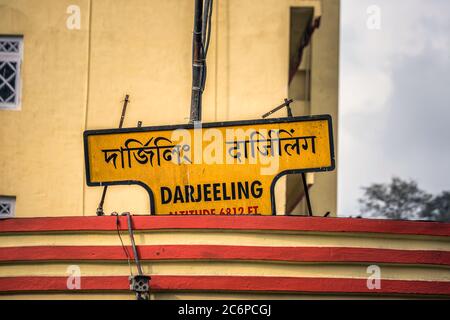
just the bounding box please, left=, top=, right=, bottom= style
left=0, top=245, right=449, bottom=266
left=0, top=216, right=449, bottom=236
left=0, top=276, right=449, bottom=296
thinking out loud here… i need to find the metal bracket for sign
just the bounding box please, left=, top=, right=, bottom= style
left=262, top=99, right=313, bottom=217
left=96, top=95, right=130, bottom=216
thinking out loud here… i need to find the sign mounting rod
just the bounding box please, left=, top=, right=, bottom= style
left=96, top=94, right=130, bottom=216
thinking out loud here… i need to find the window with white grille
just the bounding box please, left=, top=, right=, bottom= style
left=0, top=196, right=15, bottom=219
left=0, top=36, right=23, bottom=109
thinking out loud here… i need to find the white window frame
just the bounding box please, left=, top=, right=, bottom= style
left=0, top=196, right=16, bottom=219
left=0, top=36, right=23, bottom=110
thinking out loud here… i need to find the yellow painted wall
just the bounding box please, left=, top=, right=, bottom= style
left=309, top=0, right=340, bottom=216
left=0, top=0, right=90, bottom=217
left=0, top=0, right=339, bottom=217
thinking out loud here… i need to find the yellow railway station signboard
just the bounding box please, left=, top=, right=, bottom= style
left=84, top=115, right=335, bottom=215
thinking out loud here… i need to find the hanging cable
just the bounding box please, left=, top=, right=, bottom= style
left=115, top=212, right=150, bottom=300
left=202, top=0, right=214, bottom=57
left=125, top=213, right=144, bottom=276
left=189, top=0, right=205, bottom=122
left=113, top=212, right=133, bottom=276
left=199, top=0, right=213, bottom=94
left=201, top=0, right=209, bottom=48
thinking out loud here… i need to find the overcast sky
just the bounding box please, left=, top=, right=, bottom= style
left=338, top=0, right=450, bottom=216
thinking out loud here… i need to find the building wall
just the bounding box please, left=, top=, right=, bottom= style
left=0, top=0, right=338, bottom=217
left=309, top=0, right=340, bottom=216
left=0, top=216, right=449, bottom=299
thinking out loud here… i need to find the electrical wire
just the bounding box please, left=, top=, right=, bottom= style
left=113, top=212, right=133, bottom=276
left=126, top=213, right=144, bottom=276
left=203, top=0, right=213, bottom=56
left=199, top=0, right=213, bottom=93
left=201, top=0, right=209, bottom=48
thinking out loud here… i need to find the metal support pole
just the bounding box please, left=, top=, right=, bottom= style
left=262, top=99, right=294, bottom=119
left=189, top=0, right=204, bottom=123
left=96, top=94, right=130, bottom=216
left=262, top=99, right=314, bottom=217
left=302, top=172, right=313, bottom=217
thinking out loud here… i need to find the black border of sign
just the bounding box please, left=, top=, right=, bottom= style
left=83, top=114, right=335, bottom=215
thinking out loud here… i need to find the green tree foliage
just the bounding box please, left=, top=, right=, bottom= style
left=419, top=191, right=450, bottom=222
left=359, top=177, right=432, bottom=220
